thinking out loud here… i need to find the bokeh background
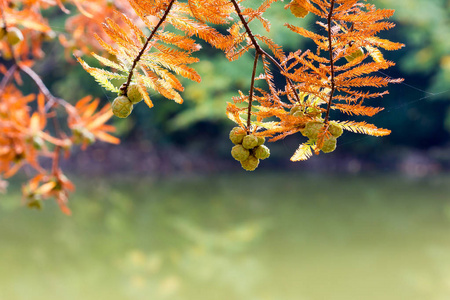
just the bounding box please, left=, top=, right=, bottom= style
left=1, top=0, right=450, bottom=299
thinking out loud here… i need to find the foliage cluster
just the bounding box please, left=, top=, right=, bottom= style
left=0, top=0, right=403, bottom=213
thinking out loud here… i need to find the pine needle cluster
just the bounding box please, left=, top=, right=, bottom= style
left=81, top=0, right=404, bottom=167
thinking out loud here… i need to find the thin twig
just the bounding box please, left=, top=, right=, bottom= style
left=121, top=0, right=176, bottom=94
left=259, top=48, right=302, bottom=105
left=0, top=65, right=17, bottom=94
left=0, top=4, right=75, bottom=117
left=230, top=0, right=261, bottom=53
left=247, top=52, right=260, bottom=132
left=18, top=64, right=75, bottom=113
left=229, top=0, right=301, bottom=121
left=51, top=146, right=61, bottom=175
left=324, top=0, right=336, bottom=124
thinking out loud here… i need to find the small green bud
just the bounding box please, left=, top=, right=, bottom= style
left=321, top=136, right=337, bottom=153
left=306, top=107, right=321, bottom=116
left=301, top=121, right=323, bottom=140
left=112, top=96, right=133, bottom=118
left=292, top=111, right=305, bottom=118
left=229, top=127, right=246, bottom=144
left=242, top=134, right=259, bottom=149
left=32, top=136, right=44, bottom=150
left=254, top=145, right=270, bottom=160
left=289, top=105, right=302, bottom=115
left=27, top=200, right=42, bottom=210
left=345, top=47, right=364, bottom=62
left=127, top=84, right=143, bottom=104
left=6, top=27, right=23, bottom=46
left=72, top=127, right=95, bottom=145
left=231, top=145, right=250, bottom=161
left=256, top=136, right=265, bottom=146
left=329, top=123, right=343, bottom=137
left=240, top=155, right=259, bottom=171
left=83, top=130, right=96, bottom=145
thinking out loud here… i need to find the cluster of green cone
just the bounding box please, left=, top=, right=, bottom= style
left=290, top=106, right=343, bottom=153
left=229, top=127, right=270, bottom=171
left=111, top=84, right=143, bottom=118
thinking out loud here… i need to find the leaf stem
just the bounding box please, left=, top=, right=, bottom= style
left=0, top=65, right=17, bottom=94
left=122, top=0, right=176, bottom=94
left=229, top=0, right=301, bottom=124
left=247, top=52, right=260, bottom=132
left=259, top=48, right=302, bottom=105
left=324, top=0, right=336, bottom=124
left=19, top=64, right=75, bottom=114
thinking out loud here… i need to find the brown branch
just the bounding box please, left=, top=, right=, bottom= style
left=0, top=65, right=17, bottom=94
left=18, top=64, right=75, bottom=113
left=121, top=0, right=176, bottom=94
left=259, top=48, right=302, bottom=106
left=229, top=0, right=301, bottom=114
left=51, top=146, right=61, bottom=175
left=247, top=52, right=260, bottom=132
left=324, top=0, right=336, bottom=124
left=230, top=0, right=262, bottom=53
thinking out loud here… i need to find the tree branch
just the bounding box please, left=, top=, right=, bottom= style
left=0, top=65, right=17, bottom=94
left=247, top=52, right=260, bottom=132
left=324, top=0, right=336, bottom=124
left=18, top=64, right=75, bottom=114
left=121, top=0, right=176, bottom=94
left=229, top=0, right=301, bottom=115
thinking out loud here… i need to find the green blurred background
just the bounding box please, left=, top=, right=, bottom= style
left=2, top=0, right=450, bottom=299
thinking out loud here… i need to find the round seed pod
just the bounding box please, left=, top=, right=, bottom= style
left=6, top=27, right=23, bottom=46
left=240, top=155, right=259, bottom=171
left=301, top=121, right=323, bottom=140
left=290, top=1, right=309, bottom=18
left=289, top=105, right=302, bottom=115
left=112, top=96, right=133, bottom=118
left=321, top=136, right=337, bottom=153
left=292, top=111, right=305, bottom=118
left=231, top=145, right=250, bottom=162
left=306, top=107, right=321, bottom=116
left=256, top=136, right=265, bottom=146
left=229, top=127, right=246, bottom=144
left=254, top=145, right=270, bottom=160
left=127, top=83, right=143, bottom=104
left=329, top=123, right=343, bottom=137
left=345, top=47, right=364, bottom=62
left=242, top=134, right=259, bottom=149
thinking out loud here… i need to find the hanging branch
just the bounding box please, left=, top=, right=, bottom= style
left=247, top=52, right=260, bottom=132
left=0, top=65, right=17, bottom=94
left=19, top=65, right=75, bottom=113
left=229, top=0, right=301, bottom=112
left=120, top=0, right=176, bottom=94
left=324, top=0, right=336, bottom=124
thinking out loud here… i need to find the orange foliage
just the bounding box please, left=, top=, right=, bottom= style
left=1, top=0, right=403, bottom=212
left=0, top=0, right=119, bottom=213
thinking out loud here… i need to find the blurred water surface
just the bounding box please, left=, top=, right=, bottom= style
left=1, top=172, right=450, bottom=300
